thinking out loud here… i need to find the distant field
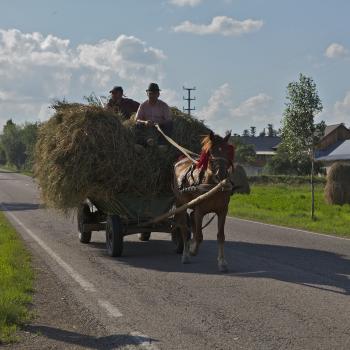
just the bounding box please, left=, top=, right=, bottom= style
left=0, top=212, right=33, bottom=343
left=229, top=184, right=350, bottom=238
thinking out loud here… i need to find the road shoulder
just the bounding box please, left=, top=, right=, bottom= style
left=3, top=249, right=117, bottom=350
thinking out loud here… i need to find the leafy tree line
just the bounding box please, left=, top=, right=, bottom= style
left=0, top=119, right=39, bottom=171
left=238, top=124, right=279, bottom=138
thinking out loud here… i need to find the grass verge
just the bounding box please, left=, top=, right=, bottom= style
left=0, top=165, right=33, bottom=177
left=229, top=184, right=350, bottom=238
left=0, top=211, right=33, bottom=344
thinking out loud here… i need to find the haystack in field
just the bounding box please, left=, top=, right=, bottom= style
left=34, top=103, right=209, bottom=211
left=324, top=162, right=350, bottom=205
left=230, top=164, right=250, bottom=194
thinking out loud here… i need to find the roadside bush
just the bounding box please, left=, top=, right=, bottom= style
left=249, top=175, right=326, bottom=185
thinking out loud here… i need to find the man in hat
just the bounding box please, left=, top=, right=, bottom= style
left=135, top=83, right=173, bottom=146
left=106, top=86, right=140, bottom=120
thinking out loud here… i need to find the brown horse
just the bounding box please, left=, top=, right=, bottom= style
left=173, top=131, right=234, bottom=272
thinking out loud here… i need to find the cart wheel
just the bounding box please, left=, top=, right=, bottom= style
left=106, top=215, right=123, bottom=257
left=139, top=232, right=151, bottom=241
left=78, top=203, right=92, bottom=244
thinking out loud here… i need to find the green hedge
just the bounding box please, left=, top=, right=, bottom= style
left=248, top=175, right=326, bottom=185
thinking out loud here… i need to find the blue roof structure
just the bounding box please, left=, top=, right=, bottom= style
left=236, top=136, right=281, bottom=152
left=316, top=140, right=350, bottom=161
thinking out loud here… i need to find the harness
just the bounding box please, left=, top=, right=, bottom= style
left=155, top=123, right=235, bottom=193
left=177, top=153, right=234, bottom=194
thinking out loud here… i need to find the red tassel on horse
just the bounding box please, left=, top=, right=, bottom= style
left=196, top=151, right=210, bottom=170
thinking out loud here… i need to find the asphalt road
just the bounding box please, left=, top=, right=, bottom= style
left=1, top=169, right=349, bottom=350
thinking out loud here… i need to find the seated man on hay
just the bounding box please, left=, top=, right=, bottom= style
left=135, top=83, right=173, bottom=150
left=106, top=86, right=140, bottom=120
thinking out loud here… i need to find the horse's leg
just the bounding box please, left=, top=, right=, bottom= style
left=217, top=212, right=228, bottom=272
left=190, top=209, right=203, bottom=256
left=175, top=212, right=191, bottom=264
left=190, top=210, right=196, bottom=239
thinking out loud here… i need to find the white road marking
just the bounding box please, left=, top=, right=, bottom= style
left=2, top=205, right=96, bottom=292
left=228, top=216, right=350, bottom=241
left=130, top=332, right=159, bottom=350
left=2, top=204, right=160, bottom=349
left=98, top=299, right=123, bottom=318
left=230, top=270, right=267, bottom=276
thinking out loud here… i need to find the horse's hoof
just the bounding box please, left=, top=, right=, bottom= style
left=218, top=264, right=228, bottom=273
left=189, top=244, right=198, bottom=256
left=189, top=249, right=198, bottom=257
left=182, top=256, right=190, bottom=264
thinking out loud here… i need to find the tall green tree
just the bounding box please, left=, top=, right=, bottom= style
left=281, top=74, right=325, bottom=219
left=267, top=123, right=277, bottom=137
left=1, top=119, right=26, bottom=169
left=250, top=126, right=256, bottom=137
left=0, top=142, right=6, bottom=165
left=21, top=122, right=39, bottom=169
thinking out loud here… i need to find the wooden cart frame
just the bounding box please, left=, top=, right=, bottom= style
left=77, top=194, right=187, bottom=257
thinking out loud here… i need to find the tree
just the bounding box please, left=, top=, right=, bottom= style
left=265, top=145, right=294, bottom=174
left=259, top=128, right=266, bottom=137
left=21, top=122, right=39, bottom=169
left=267, top=123, right=277, bottom=137
left=1, top=119, right=26, bottom=169
left=242, top=129, right=249, bottom=137
left=0, top=143, right=6, bottom=165
left=235, top=144, right=256, bottom=165
left=231, top=136, right=256, bottom=164
left=281, top=74, right=325, bottom=219
left=250, top=126, right=256, bottom=137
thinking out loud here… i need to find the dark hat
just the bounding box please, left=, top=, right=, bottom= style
left=109, top=86, right=123, bottom=93
left=146, top=83, right=161, bottom=92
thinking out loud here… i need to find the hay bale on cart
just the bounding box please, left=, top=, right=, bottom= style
left=34, top=102, right=209, bottom=212
left=34, top=102, right=210, bottom=256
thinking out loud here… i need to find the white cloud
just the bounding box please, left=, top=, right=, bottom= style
left=161, top=88, right=182, bottom=107
left=231, top=93, right=273, bottom=119
left=325, top=43, right=349, bottom=59
left=334, top=91, right=350, bottom=123
left=169, top=0, right=202, bottom=7
left=198, top=84, right=275, bottom=134
left=173, top=16, right=263, bottom=36
left=199, top=83, right=232, bottom=121
left=0, top=29, right=166, bottom=128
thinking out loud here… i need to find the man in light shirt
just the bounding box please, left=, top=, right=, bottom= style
left=135, top=83, right=173, bottom=146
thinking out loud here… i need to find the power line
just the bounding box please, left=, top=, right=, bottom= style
left=183, top=86, right=196, bottom=116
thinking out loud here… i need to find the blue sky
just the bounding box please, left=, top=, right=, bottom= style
left=0, top=0, right=349, bottom=134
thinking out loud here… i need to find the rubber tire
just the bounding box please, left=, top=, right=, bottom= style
left=106, top=215, right=123, bottom=257
left=78, top=203, right=92, bottom=244
left=139, top=232, right=151, bottom=241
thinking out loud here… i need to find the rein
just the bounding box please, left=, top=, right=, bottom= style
left=155, top=124, right=198, bottom=163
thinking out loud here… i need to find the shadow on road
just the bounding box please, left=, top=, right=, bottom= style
left=0, top=202, right=43, bottom=211
left=25, top=325, right=158, bottom=349
left=89, top=238, right=350, bottom=296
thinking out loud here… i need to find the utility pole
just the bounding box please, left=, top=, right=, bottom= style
left=183, top=86, right=196, bottom=116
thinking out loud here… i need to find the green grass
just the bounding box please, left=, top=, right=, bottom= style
left=229, top=184, right=350, bottom=238
left=0, top=212, right=33, bottom=344
left=0, top=165, right=33, bottom=177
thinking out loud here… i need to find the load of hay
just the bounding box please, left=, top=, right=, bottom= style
left=34, top=102, right=209, bottom=211
left=230, top=164, right=250, bottom=194
left=324, top=162, right=350, bottom=205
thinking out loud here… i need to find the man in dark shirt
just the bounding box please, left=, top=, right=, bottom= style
left=106, top=86, right=140, bottom=120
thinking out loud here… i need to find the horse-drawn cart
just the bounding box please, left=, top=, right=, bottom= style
left=77, top=193, right=185, bottom=257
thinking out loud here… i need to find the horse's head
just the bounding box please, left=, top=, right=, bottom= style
left=198, top=131, right=234, bottom=183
